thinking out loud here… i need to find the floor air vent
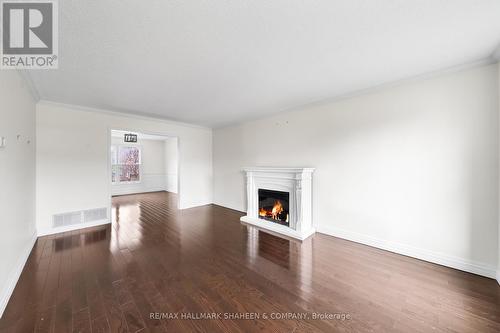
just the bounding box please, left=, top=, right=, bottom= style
left=53, top=208, right=108, bottom=228
left=83, top=208, right=108, bottom=223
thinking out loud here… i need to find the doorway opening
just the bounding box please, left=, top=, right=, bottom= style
left=108, top=129, right=179, bottom=206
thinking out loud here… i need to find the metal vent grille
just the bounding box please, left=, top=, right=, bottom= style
left=53, top=208, right=108, bottom=228
left=83, top=208, right=108, bottom=223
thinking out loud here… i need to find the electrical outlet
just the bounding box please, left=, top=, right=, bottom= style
left=0, top=137, right=5, bottom=148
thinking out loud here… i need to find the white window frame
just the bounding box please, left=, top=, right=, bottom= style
left=111, top=144, right=142, bottom=185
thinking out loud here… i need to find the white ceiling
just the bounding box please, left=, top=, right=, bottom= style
left=28, top=0, right=500, bottom=128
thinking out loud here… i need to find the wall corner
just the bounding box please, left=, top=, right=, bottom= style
left=497, top=61, right=500, bottom=283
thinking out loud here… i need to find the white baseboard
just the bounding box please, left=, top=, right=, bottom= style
left=37, top=219, right=110, bottom=237
left=316, top=225, right=497, bottom=279
left=111, top=174, right=170, bottom=196
left=111, top=188, right=167, bottom=196
left=0, top=231, right=37, bottom=319
left=496, top=271, right=500, bottom=286
left=212, top=201, right=245, bottom=213
left=179, top=201, right=213, bottom=210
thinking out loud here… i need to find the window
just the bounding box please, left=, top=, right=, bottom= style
left=111, top=145, right=141, bottom=183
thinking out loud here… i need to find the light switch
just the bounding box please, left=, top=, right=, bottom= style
left=0, top=137, right=5, bottom=148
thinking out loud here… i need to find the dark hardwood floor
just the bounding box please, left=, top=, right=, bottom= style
left=1, top=191, right=500, bottom=332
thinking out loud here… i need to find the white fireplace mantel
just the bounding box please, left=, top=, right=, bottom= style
left=240, top=167, right=315, bottom=241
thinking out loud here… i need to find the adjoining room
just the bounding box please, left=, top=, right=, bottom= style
left=110, top=130, right=178, bottom=198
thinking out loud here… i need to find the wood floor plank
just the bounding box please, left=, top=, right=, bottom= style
left=72, top=308, right=91, bottom=333
left=120, top=301, right=145, bottom=333
left=91, top=315, right=110, bottom=333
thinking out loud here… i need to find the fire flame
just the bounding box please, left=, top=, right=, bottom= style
left=259, top=200, right=284, bottom=220
left=259, top=207, right=267, bottom=217
left=271, top=200, right=283, bottom=220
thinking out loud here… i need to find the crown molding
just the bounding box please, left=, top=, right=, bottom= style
left=37, top=100, right=212, bottom=131
left=26, top=55, right=499, bottom=130
left=215, top=57, right=496, bottom=129
left=17, top=71, right=40, bottom=102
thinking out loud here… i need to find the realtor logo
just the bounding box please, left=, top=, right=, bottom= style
left=1, top=0, right=58, bottom=69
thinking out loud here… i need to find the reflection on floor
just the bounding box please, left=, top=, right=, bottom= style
left=53, top=229, right=108, bottom=252
left=1, top=191, right=500, bottom=332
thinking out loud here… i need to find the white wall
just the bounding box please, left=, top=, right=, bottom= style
left=498, top=62, right=500, bottom=284
left=111, top=136, right=169, bottom=196
left=165, top=137, right=179, bottom=193
left=214, top=63, right=499, bottom=278
left=36, top=102, right=212, bottom=235
left=0, top=71, right=37, bottom=317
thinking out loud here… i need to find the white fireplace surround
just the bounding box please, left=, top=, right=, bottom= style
left=240, top=167, right=315, bottom=241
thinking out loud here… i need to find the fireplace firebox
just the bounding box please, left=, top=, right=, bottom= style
left=258, top=189, right=290, bottom=227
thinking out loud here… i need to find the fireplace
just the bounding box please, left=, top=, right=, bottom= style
left=258, top=189, right=289, bottom=226
left=240, top=167, right=316, bottom=241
